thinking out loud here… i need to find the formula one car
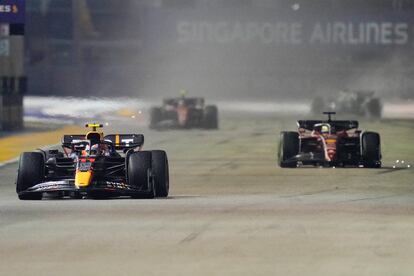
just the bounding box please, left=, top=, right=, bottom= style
left=311, top=90, right=382, bottom=118
left=278, top=112, right=381, bottom=168
left=16, top=124, right=169, bottom=200
left=149, top=96, right=218, bottom=129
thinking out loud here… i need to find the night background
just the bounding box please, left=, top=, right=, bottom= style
left=25, top=0, right=414, bottom=99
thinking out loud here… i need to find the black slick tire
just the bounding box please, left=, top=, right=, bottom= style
left=361, top=132, right=381, bottom=168
left=151, top=150, right=169, bottom=198
left=127, top=151, right=154, bottom=198
left=278, top=132, right=299, bottom=168
left=16, top=152, right=44, bottom=200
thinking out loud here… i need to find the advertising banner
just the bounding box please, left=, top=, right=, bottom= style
left=141, top=7, right=414, bottom=52
left=0, top=0, right=25, bottom=24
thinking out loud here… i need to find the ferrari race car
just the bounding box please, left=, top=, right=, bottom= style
left=149, top=97, right=218, bottom=129
left=278, top=112, right=381, bottom=168
left=16, top=124, right=169, bottom=200
left=311, top=90, right=382, bottom=118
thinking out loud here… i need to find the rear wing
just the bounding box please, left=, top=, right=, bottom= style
left=297, top=120, right=359, bottom=131
left=62, top=135, right=86, bottom=148
left=163, top=97, right=205, bottom=107
left=104, top=134, right=144, bottom=150
left=62, top=134, right=144, bottom=150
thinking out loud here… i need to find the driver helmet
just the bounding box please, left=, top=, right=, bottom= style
left=90, top=143, right=111, bottom=156
left=321, top=125, right=330, bottom=134
left=90, top=144, right=100, bottom=155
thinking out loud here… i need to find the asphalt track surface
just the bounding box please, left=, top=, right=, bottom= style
left=1, top=114, right=413, bottom=276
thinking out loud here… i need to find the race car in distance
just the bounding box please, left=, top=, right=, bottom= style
left=311, top=90, right=382, bottom=118
left=278, top=112, right=381, bottom=168
left=16, top=123, right=169, bottom=200
left=149, top=96, right=218, bottom=129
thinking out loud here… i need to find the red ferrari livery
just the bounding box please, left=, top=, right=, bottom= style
left=278, top=112, right=381, bottom=168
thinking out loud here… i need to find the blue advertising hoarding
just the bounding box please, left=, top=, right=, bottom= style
left=0, top=0, right=25, bottom=24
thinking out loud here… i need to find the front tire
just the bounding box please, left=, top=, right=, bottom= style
left=361, top=132, right=381, bottom=168
left=278, top=132, right=299, bottom=168
left=16, top=152, right=45, bottom=200
left=127, top=151, right=154, bottom=198
left=151, top=150, right=169, bottom=197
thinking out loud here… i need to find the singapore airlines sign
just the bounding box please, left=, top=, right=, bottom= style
left=178, top=21, right=409, bottom=46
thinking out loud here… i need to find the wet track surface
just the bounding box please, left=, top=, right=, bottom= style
left=1, top=114, right=414, bottom=276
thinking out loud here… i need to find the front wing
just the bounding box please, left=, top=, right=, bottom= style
left=287, top=152, right=362, bottom=166
left=18, top=180, right=153, bottom=197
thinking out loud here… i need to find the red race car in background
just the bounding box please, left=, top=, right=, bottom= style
left=278, top=112, right=381, bottom=168
left=149, top=95, right=218, bottom=130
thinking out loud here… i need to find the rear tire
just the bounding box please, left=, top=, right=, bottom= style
left=278, top=132, right=299, bottom=168
left=204, top=105, right=218, bottom=129
left=16, top=152, right=44, bottom=200
left=127, top=151, right=154, bottom=198
left=151, top=150, right=169, bottom=198
left=362, top=132, right=381, bottom=168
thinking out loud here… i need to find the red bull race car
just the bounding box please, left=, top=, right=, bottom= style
left=278, top=112, right=381, bottom=168
left=149, top=96, right=218, bottom=129
left=16, top=124, right=169, bottom=200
